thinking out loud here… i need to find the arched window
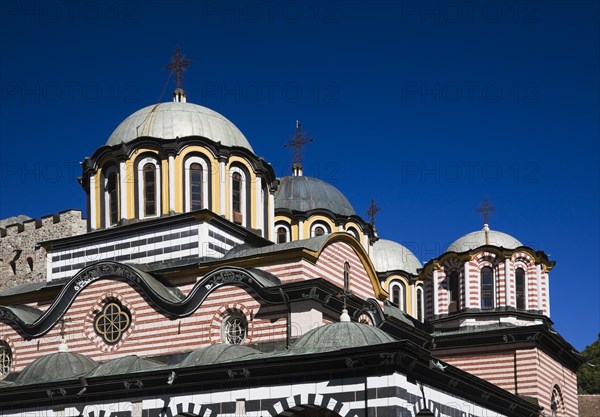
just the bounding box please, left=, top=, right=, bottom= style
left=189, top=163, right=203, bottom=211
left=551, top=385, right=564, bottom=417
left=481, top=266, right=494, bottom=309
left=222, top=311, right=247, bottom=345
left=347, top=227, right=360, bottom=240
left=416, top=287, right=424, bottom=321
left=232, top=172, right=243, bottom=224
left=311, top=222, right=330, bottom=237
left=277, top=227, right=288, bottom=244
left=344, top=262, right=351, bottom=291
left=516, top=267, right=526, bottom=310
left=390, top=281, right=406, bottom=311
left=449, top=270, right=459, bottom=312
left=106, top=171, right=119, bottom=226
left=143, top=163, right=157, bottom=217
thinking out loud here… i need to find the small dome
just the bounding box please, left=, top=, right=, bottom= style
left=371, top=239, right=422, bottom=275
left=275, top=176, right=355, bottom=216
left=180, top=344, right=260, bottom=367
left=447, top=225, right=523, bottom=252
left=86, top=355, right=163, bottom=378
left=291, top=322, right=396, bottom=354
left=106, top=102, right=253, bottom=151
left=15, top=352, right=97, bottom=385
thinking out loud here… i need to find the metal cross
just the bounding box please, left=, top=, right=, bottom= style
left=475, top=198, right=495, bottom=224
left=165, top=46, right=192, bottom=89
left=284, top=121, right=313, bottom=167
left=58, top=317, right=72, bottom=339
left=366, top=199, right=381, bottom=226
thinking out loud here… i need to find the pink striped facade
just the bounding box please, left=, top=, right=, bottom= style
left=0, top=240, right=378, bottom=373
left=438, top=347, right=578, bottom=417
left=425, top=250, right=550, bottom=319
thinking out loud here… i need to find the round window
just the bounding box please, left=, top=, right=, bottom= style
left=0, top=341, right=12, bottom=380
left=222, top=313, right=247, bottom=345
left=94, top=300, right=131, bottom=345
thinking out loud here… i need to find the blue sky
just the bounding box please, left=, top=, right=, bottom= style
left=0, top=1, right=598, bottom=351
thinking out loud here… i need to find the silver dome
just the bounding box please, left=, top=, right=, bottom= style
left=275, top=176, right=355, bottom=216
left=447, top=225, right=523, bottom=252
left=371, top=239, right=422, bottom=275
left=106, top=102, right=253, bottom=151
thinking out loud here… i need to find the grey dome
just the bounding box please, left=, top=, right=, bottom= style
left=371, top=239, right=422, bottom=275
left=275, top=176, right=355, bottom=216
left=15, top=352, right=97, bottom=385
left=447, top=225, right=523, bottom=252
left=180, top=344, right=260, bottom=367
left=291, top=322, right=396, bottom=354
left=106, top=102, right=253, bottom=151
left=86, top=355, right=163, bottom=378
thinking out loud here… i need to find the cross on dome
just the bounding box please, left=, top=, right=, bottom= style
left=475, top=198, right=495, bottom=226
left=284, top=121, right=313, bottom=176
left=367, top=199, right=381, bottom=226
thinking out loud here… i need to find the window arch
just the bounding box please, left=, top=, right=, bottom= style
left=102, top=165, right=119, bottom=227
left=390, top=280, right=406, bottom=311
left=184, top=155, right=210, bottom=212
left=310, top=222, right=331, bottom=237
left=515, top=267, right=526, bottom=310
left=550, top=385, right=564, bottom=417
left=229, top=166, right=248, bottom=226
left=346, top=227, right=360, bottom=240
left=416, top=286, right=424, bottom=321
left=448, top=270, right=459, bottom=312
left=344, top=262, right=351, bottom=291
left=481, top=266, right=494, bottom=309
left=136, top=156, right=161, bottom=219
left=276, top=224, right=290, bottom=244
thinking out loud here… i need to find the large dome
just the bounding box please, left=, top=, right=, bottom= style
left=106, top=102, right=253, bottom=151
left=15, top=352, right=97, bottom=385
left=275, top=176, right=355, bottom=216
left=447, top=225, right=523, bottom=252
left=371, top=239, right=422, bottom=275
left=291, top=322, right=396, bottom=354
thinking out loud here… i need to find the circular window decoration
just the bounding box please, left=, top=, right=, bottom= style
left=358, top=314, right=373, bottom=325
left=0, top=341, right=12, bottom=380
left=222, top=313, right=248, bottom=345
left=94, top=300, right=131, bottom=345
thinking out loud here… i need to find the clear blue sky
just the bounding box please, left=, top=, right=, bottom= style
left=0, top=1, right=598, bottom=351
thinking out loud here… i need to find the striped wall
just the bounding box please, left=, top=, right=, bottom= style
left=47, top=223, right=243, bottom=281
left=0, top=278, right=286, bottom=373
left=438, top=347, right=578, bottom=417
left=3, top=371, right=512, bottom=417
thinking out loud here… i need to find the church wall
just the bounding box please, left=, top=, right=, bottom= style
left=438, top=347, right=578, bottom=417
left=2, top=371, right=513, bottom=417
left=1, top=277, right=288, bottom=373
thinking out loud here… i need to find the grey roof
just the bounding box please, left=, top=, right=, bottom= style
left=180, top=344, right=261, bottom=368
left=86, top=355, right=164, bottom=377
left=447, top=225, right=523, bottom=252
left=383, top=302, right=416, bottom=327
left=15, top=352, right=97, bottom=385
left=0, top=282, right=47, bottom=297
left=106, top=102, right=253, bottom=151
left=275, top=176, right=355, bottom=216
left=290, top=322, right=396, bottom=354
left=371, top=239, right=422, bottom=275
left=0, top=305, right=43, bottom=323
left=222, top=235, right=330, bottom=260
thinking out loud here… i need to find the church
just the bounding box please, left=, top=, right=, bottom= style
left=0, top=50, right=583, bottom=417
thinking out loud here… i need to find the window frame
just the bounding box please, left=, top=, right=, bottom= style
left=221, top=312, right=248, bottom=345
left=136, top=157, right=161, bottom=219
left=184, top=156, right=210, bottom=212
left=229, top=167, right=247, bottom=226
left=480, top=266, right=495, bottom=310
left=0, top=341, right=12, bottom=380
left=310, top=222, right=331, bottom=237
left=515, top=267, right=526, bottom=310
left=390, top=280, right=407, bottom=311
left=94, top=300, right=132, bottom=345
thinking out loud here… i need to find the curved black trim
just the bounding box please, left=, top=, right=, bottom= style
left=0, top=262, right=282, bottom=338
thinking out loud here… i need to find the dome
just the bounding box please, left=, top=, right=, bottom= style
left=447, top=225, right=523, bottom=252
left=86, top=355, right=164, bottom=378
left=106, top=102, right=253, bottom=151
left=15, top=352, right=97, bottom=385
left=291, top=322, right=396, bottom=354
left=275, top=176, right=355, bottom=216
left=180, top=343, right=261, bottom=367
left=371, top=239, right=422, bottom=275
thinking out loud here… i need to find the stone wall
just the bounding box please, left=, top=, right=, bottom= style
left=0, top=210, right=86, bottom=294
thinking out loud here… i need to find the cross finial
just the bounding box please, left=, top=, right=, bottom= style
left=165, top=46, right=192, bottom=89
left=57, top=317, right=72, bottom=352
left=284, top=121, right=313, bottom=175
left=367, top=199, right=381, bottom=226
left=475, top=198, right=495, bottom=225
